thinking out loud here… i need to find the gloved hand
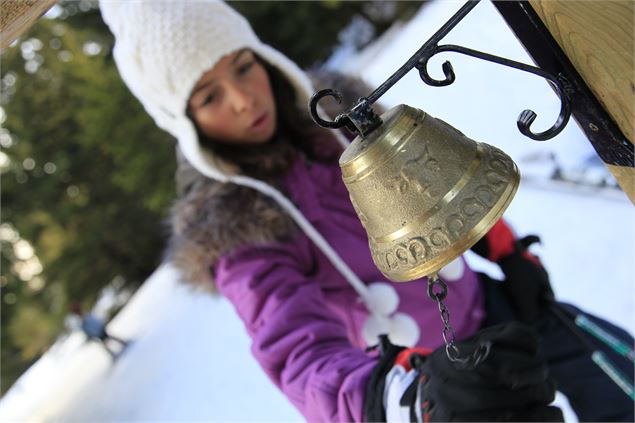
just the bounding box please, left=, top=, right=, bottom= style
left=471, top=218, right=555, bottom=323
left=402, top=323, right=563, bottom=422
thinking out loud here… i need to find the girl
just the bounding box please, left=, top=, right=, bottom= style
left=100, top=1, right=632, bottom=421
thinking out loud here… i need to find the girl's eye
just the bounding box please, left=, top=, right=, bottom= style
left=236, top=61, right=255, bottom=76
left=201, top=91, right=218, bottom=106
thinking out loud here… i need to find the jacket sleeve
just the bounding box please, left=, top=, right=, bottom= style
left=214, top=235, right=377, bottom=422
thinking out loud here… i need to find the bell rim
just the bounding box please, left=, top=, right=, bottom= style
left=381, top=162, right=520, bottom=282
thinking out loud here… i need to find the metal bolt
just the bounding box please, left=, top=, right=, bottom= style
left=589, top=123, right=599, bottom=132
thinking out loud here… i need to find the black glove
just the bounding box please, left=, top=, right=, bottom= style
left=471, top=218, right=555, bottom=323
left=404, top=322, right=564, bottom=422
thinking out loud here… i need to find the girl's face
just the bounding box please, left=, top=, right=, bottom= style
left=188, top=49, right=277, bottom=145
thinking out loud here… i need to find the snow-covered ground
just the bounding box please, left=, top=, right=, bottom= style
left=1, top=1, right=632, bottom=422
left=1, top=264, right=304, bottom=422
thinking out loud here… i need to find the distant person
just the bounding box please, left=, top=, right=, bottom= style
left=70, top=301, right=128, bottom=359
left=99, top=1, right=633, bottom=421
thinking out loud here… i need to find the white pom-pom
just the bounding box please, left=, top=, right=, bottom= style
left=362, top=314, right=391, bottom=346
left=438, top=256, right=465, bottom=281
left=388, top=313, right=420, bottom=347
left=365, top=282, right=399, bottom=316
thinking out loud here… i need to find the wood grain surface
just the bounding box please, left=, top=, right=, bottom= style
left=529, top=0, right=634, bottom=142
left=1, top=0, right=58, bottom=51
left=529, top=1, right=634, bottom=203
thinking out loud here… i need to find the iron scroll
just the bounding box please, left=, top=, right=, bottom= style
left=309, top=0, right=573, bottom=141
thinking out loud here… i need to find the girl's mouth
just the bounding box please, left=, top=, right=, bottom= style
left=251, top=113, right=268, bottom=129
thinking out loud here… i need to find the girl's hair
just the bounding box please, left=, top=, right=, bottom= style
left=190, top=55, right=343, bottom=181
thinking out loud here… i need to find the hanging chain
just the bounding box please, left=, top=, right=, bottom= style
left=427, top=274, right=490, bottom=369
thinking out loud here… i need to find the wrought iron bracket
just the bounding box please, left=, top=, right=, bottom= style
left=310, top=0, right=573, bottom=141
left=494, top=1, right=633, bottom=167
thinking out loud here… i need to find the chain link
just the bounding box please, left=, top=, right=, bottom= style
left=427, top=274, right=490, bottom=369
left=427, top=275, right=460, bottom=360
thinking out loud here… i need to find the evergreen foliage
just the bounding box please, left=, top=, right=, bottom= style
left=1, top=2, right=175, bottom=393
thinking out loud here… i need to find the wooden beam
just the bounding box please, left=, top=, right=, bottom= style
left=528, top=1, right=634, bottom=144
left=1, top=0, right=58, bottom=51
left=526, top=1, right=635, bottom=203
left=495, top=1, right=633, bottom=203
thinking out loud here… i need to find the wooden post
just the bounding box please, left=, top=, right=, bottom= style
left=528, top=1, right=634, bottom=203
left=1, top=0, right=58, bottom=51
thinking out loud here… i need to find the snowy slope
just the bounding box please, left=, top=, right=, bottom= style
left=0, top=264, right=304, bottom=422
left=1, top=1, right=632, bottom=422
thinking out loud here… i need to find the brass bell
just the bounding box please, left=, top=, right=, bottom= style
left=340, top=104, right=520, bottom=282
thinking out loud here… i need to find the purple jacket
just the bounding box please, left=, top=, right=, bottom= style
left=215, top=156, right=485, bottom=422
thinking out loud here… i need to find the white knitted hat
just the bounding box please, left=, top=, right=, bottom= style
left=99, top=0, right=315, bottom=182
left=100, top=0, right=421, bottom=347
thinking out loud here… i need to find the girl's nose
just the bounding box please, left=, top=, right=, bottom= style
left=227, top=84, right=254, bottom=113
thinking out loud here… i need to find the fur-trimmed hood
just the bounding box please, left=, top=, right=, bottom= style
left=168, top=179, right=297, bottom=293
